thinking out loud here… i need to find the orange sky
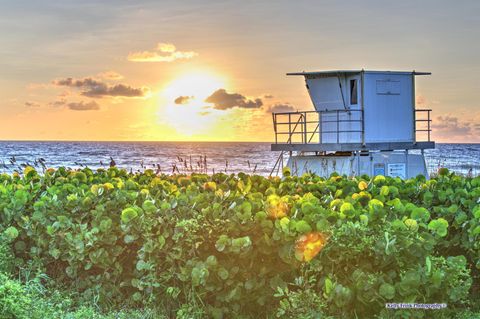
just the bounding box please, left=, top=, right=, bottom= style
left=1, top=1, right=479, bottom=142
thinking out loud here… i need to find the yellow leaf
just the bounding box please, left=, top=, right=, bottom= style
left=358, top=181, right=368, bottom=191
left=295, top=232, right=328, bottom=262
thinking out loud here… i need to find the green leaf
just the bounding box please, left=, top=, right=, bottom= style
left=255, top=211, right=268, bottom=222
left=404, top=218, right=418, bottom=231
left=428, top=218, right=449, bottom=237
left=423, top=191, right=433, bottom=203
left=472, top=226, right=480, bottom=235
left=206, top=255, right=217, bottom=267
left=191, top=267, right=209, bottom=286
left=368, top=199, right=384, bottom=212
left=324, top=278, right=333, bottom=296
left=142, top=200, right=156, bottom=214
left=379, top=283, right=395, bottom=300
left=46, top=225, right=55, bottom=236
left=231, top=236, right=252, bottom=253
left=373, top=175, right=386, bottom=185
left=74, top=239, right=85, bottom=252
left=136, top=260, right=148, bottom=271
left=132, top=292, right=142, bottom=302
left=124, top=234, right=136, bottom=244
left=411, top=207, right=430, bottom=222
left=4, top=226, right=19, bottom=240
left=431, top=270, right=444, bottom=288
left=426, top=256, right=432, bottom=274
left=14, top=241, right=26, bottom=252
left=158, top=235, right=166, bottom=249
left=340, top=202, right=355, bottom=216
left=380, top=186, right=390, bottom=196
left=99, top=218, right=112, bottom=232
left=316, top=218, right=330, bottom=230
left=215, top=235, right=230, bottom=252
left=121, top=207, right=138, bottom=223
left=217, top=268, right=229, bottom=280
left=49, top=248, right=61, bottom=259
left=391, top=219, right=405, bottom=230
left=279, top=217, right=290, bottom=231
left=359, top=214, right=369, bottom=225
left=447, top=204, right=458, bottom=214
left=294, top=220, right=312, bottom=234
left=474, top=206, right=480, bottom=219
left=14, top=190, right=28, bottom=206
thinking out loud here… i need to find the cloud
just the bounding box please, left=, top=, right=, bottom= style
left=24, top=101, right=40, bottom=107
left=53, top=77, right=148, bottom=98
left=174, top=95, right=194, bottom=105
left=157, top=43, right=176, bottom=52
left=266, top=103, right=296, bottom=113
left=128, top=42, right=198, bottom=62
left=47, top=98, right=99, bottom=111
left=67, top=101, right=100, bottom=111
left=416, top=95, right=427, bottom=105
left=97, top=71, right=124, bottom=80
left=264, top=94, right=274, bottom=99
left=205, top=89, right=263, bottom=110
left=432, top=115, right=472, bottom=138
left=49, top=98, right=67, bottom=107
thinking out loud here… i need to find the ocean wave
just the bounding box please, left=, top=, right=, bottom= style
left=1, top=141, right=479, bottom=176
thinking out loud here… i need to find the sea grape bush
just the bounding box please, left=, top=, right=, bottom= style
left=1, top=167, right=480, bottom=318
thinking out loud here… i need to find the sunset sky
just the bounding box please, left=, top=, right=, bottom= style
left=1, top=0, right=479, bottom=142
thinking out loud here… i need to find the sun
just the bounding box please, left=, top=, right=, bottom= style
left=159, top=71, right=227, bottom=137
left=163, top=71, right=226, bottom=102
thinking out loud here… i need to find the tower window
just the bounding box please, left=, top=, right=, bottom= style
left=350, top=79, right=358, bottom=105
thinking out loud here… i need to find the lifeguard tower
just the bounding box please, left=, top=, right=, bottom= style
left=271, top=70, right=434, bottom=178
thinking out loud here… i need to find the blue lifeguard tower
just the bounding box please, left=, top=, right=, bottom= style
left=271, top=70, right=434, bottom=178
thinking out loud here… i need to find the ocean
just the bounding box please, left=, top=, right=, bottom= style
left=0, top=141, right=479, bottom=177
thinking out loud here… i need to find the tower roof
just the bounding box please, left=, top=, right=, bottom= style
left=286, top=70, right=431, bottom=77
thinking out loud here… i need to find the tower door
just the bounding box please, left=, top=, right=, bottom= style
left=341, top=75, right=361, bottom=143
left=348, top=75, right=361, bottom=109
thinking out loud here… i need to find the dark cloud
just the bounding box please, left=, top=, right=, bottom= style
left=53, top=77, right=148, bottom=98
left=67, top=101, right=100, bottom=111
left=24, top=101, right=40, bottom=107
left=174, top=95, right=194, bottom=105
left=264, top=94, right=274, bottom=99
left=432, top=115, right=472, bottom=138
left=49, top=98, right=67, bottom=107
left=267, top=103, right=296, bottom=113
left=205, top=89, right=263, bottom=110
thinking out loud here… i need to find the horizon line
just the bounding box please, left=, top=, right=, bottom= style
left=0, top=139, right=478, bottom=145
left=0, top=139, right=274, bottom=143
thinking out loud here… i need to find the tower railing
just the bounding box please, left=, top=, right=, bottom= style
left=414, top=109, right=432, bottom=142
left=272, top=109, right=363, bottom=145
left=272, top=108, right=433, bottom=146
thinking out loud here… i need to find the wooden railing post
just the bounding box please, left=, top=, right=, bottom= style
left=273, top=113, right=277, bottom=144
left=336, top=110, right=340, bottom=144
left=288, top=113, right=291, bottom=144
left=428, top=110, right=431, bottom=142
left=319, top=112, right=322, bottom=143
left=303, top=112, right=307, bottom=144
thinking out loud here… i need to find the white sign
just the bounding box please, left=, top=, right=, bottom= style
left=387, top=163, right=406, bottom=179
